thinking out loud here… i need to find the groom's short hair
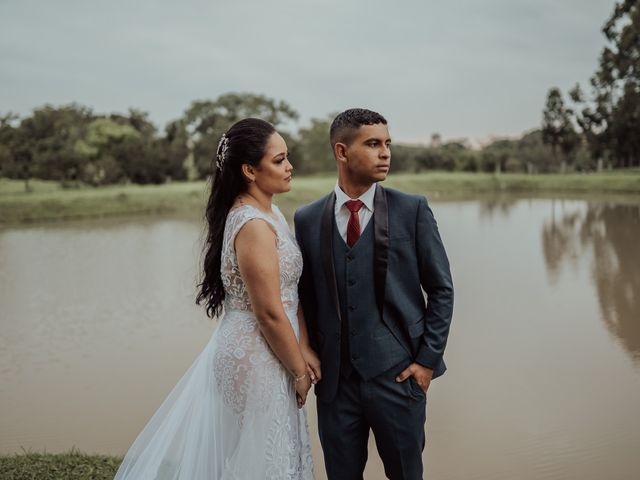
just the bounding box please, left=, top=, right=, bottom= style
left=330, top=108, right=387, bottom=148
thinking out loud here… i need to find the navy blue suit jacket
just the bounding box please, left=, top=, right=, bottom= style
left=294, top=185, right=454, bottom=401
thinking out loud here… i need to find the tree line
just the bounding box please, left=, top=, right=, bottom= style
left=0, top=97, right=532, bottom=189
left=0, top=94, right=304, bottom=189
left=1, top=2, right=636, bottom=189
left=0, top=92, right=597, bottom=190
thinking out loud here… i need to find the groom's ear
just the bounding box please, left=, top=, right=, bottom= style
left=334, top=143, right=348, bottom=164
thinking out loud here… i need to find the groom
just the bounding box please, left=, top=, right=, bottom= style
left=294, top=108, right=454, bottom=479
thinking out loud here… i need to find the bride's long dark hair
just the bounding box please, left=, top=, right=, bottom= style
left=196, top=118, right=276, bottom=318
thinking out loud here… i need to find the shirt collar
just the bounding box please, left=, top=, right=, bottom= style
left=334, top=181, right=377, bottom=212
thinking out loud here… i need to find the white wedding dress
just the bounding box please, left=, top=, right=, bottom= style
left=114, top=204, right=314, bottom=480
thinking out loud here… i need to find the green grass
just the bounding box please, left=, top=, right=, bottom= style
left=383, top=170, right=640, bottom=195
left=0, top=180, right=210, bottom=226
left=0, top=449, right=121, bottom=480
left=2, top=170, right=640, bottom=226
left=0, top=178, right=63, bottom=195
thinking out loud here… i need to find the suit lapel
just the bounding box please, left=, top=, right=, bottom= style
left=373, top=185, right=408, bottom=353
left=373, top=185, right=389, bottom=312
left=320, top=192, right=342, bottom=322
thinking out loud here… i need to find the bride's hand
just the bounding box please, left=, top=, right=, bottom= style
left=301, top=345, right=322, bottom=385
left=295, top=371, right=312, bottom=408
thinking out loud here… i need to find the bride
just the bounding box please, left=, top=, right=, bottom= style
left=114, top=118, right=320, bottom=479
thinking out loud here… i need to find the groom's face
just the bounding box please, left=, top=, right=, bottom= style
left=344, top=123, right=391, bottom=184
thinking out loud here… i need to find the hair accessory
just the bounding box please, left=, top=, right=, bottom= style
left=216, top=133, right=230, bottom=170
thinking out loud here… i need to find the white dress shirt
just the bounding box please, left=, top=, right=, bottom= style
left=334, top=182, right=377, bottom=244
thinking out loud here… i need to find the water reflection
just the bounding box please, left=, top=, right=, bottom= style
left=542, top=202, right=640, bottom=364
left=477, top=195, right=519, bottom=220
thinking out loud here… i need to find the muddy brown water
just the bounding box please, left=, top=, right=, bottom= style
left=1, top=196, right=639, bottom=479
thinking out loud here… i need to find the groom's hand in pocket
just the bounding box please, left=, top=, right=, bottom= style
left=396, top=363, right=434, bottom=393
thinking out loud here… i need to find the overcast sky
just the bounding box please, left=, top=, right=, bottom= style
left=0, top=0, right=616, bottom=143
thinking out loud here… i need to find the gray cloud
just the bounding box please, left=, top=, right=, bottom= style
left=0, top=0, right=616, bottom=142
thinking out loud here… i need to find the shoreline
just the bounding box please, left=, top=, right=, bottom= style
left=0, top=450, right=122, bottom=479
left=1, top=171, right=640, bottom=227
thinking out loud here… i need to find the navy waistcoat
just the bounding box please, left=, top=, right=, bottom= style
left=333, top=217, right=407, bottom=380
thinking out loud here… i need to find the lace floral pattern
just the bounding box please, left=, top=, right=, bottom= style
left=214, top=204, right=313, bottom=479
left=212, top=312, right=275, bottom=417
left=221, top=205, right=302, bottom=312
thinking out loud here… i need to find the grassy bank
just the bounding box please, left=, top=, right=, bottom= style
left=2, top=170, right=640, bottom=226
left=0, top=450, right=121, bottom=480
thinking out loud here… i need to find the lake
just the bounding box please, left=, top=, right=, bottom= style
left=1, top=194, right=639, bottom=479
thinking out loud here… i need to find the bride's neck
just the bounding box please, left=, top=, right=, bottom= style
left=239, top=185, right=272, bottom=213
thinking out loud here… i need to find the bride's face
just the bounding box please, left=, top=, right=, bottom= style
left=251, top=132, right=293, bottom=194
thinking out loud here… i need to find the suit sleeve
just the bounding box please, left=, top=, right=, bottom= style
left=414, top=196, right=454, bottom=370
left=294, top=210, right=319, bottom=352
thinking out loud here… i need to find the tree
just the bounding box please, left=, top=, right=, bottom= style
left=570, top=0, right=640, bottom=168
left=74, top=118, right=139, bottom=184
left=389, top=144, right=421, bottom=172
left=15, top=104, right=94, bottom=184
left=111, top=110, right=165, bottom=184
left=160, top=119, right=191, bottom=181
left=74, top=110, right=172, bottom=185
left=542, top=88, right=579, bottom=172
left=440, top=141, right=468, bottom=171
left=608, top=83, right=640, bottom=168
left=482, top=139, right=516, bottom=173
left=0, top=112, right=35, bottom=191
left=182, top=93, right=299, bottom=178
left=568, top=84, right=609, bottom=170
left=14, top=148, right=34, bottom=192
left=0, top=113, right=19, bottom=179
left=517, top=129, right=556, bottom=173
left=296, top=115, right=335, bottom=174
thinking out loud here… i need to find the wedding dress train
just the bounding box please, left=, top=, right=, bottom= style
left=114, top=205, right=314, bottom=480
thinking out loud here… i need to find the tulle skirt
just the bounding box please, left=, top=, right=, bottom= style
left=114, top=308, right=314, bottom=480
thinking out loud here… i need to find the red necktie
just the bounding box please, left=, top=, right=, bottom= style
left=345, top=199, right=364, bottom=247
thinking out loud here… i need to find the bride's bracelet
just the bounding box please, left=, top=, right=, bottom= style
left=294, top=373, right=307, bottom=383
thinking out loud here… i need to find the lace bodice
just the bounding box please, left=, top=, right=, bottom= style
left=221, top=204, right=302, bottom=312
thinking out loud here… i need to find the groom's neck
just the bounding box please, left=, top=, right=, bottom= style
left=337, top=178, right=375, bottom=199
